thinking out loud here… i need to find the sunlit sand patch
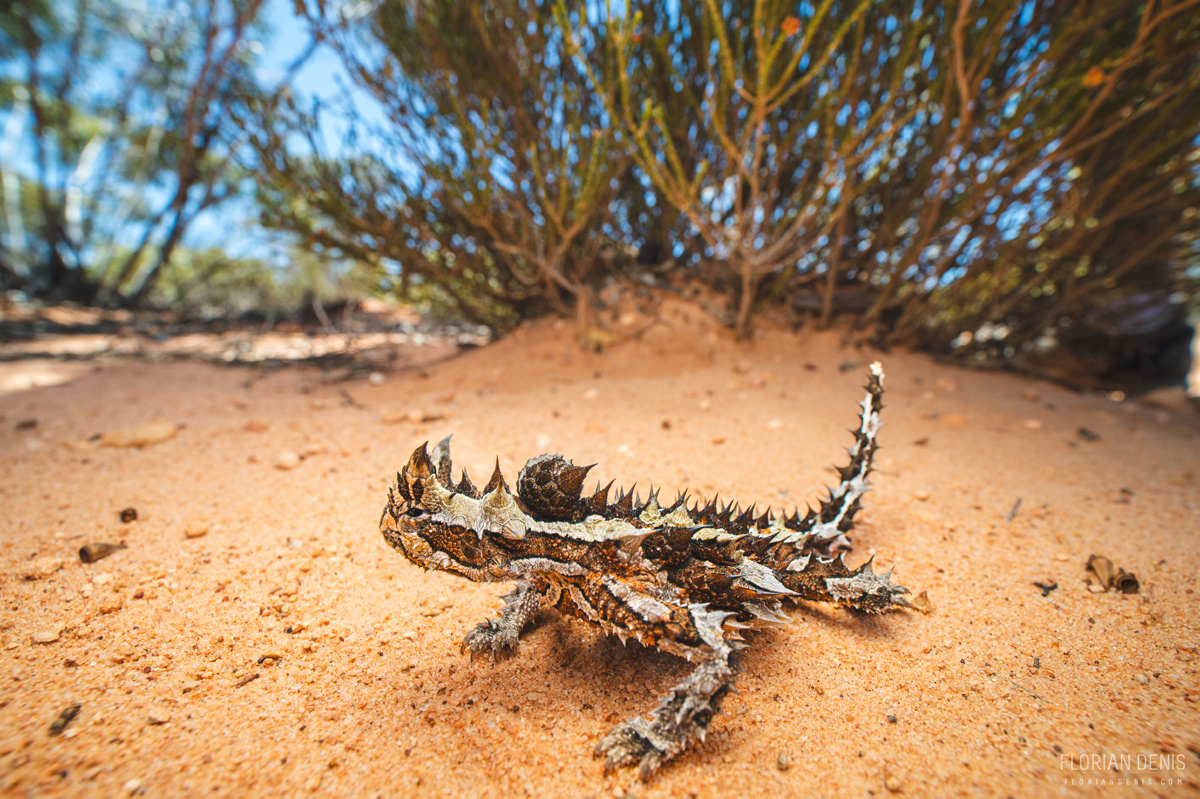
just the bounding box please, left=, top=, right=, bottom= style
left=0, top=360, right=94, bottom=396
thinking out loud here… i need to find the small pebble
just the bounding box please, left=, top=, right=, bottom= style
left=123, top=778, right=142, bottom=794
left=184, top=522, right=209, bottom=539
left=885, top=775, right=901, bottom=792
left=777, top=751, right=790, bottom=771
left=148, top=708, right=171, bottom=725
left=49, top=704, right=81, bottom=736
left=287, top=538, right=303, bottom=549
left=24, top=556, right=63, bottom=579
left=583, top=388, right=599, bottom=400
left=914, top=490, right=930, bottom=501
left=119, top=507, right=138, bottom=523
left=908, top=591, right=933, bottom=614
left=275, top=451, right=302, bottom=470
left=1024, top=418, right=1044, bottom=430
left=79, top=542, right=126, bottom=563
left=368, top=372, right=385, bottom=385
left=1135, top=673, right=1148, bottom=685
left=33, top=627, right=63, bottom=644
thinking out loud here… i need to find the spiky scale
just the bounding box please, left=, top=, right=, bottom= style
left=483, top=458, right=509, bottom=495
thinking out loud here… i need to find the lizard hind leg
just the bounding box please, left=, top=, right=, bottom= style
left=594, top=605, right=739, bottom=779
left=461, top=579, right=544, bottom=662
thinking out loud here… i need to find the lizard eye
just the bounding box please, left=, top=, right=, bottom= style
left=404, top=507, right=427, bottom=518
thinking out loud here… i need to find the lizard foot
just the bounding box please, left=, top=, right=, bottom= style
left=594, top=717, right=673, bottom=780
left=460, top=618, right=520, bottom=662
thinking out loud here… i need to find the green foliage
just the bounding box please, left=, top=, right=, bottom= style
left=146, top=245, right=364, bottom=317
left=252, top=0, right=636, bottom=330
left=561, top=0, right=1200, bottom=351
left=0, top=0, right=283, bottom=306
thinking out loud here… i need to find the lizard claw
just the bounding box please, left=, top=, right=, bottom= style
left=461, top=618, right=519, bottom=662
left=594, top=718, right=671, bottom=778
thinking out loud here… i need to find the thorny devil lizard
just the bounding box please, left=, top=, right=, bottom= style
left=380, top=362, right=911, bottom=778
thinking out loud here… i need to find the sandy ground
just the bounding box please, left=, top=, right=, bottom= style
left=1, top=298, right=1198, bottom=799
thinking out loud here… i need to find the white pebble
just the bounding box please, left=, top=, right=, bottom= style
left=274, top=451, right=302, bottom=470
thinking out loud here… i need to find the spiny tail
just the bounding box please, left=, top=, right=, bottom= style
left=810, top=360, right=885, bottom=548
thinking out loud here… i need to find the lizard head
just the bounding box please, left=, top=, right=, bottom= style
left=380, top=437, right=609, bottom=580
left=379, top=436, right=495, bottom=580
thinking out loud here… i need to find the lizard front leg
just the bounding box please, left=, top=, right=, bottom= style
left=595, top=605, right=738, bottom=779
left=461, top=579, right=544, bottom=661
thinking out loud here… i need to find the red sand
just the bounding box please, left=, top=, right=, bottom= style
left=1, top=300, right=1197, bottom=798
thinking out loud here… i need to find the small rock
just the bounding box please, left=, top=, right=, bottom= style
left=368, top=372, right=385, bottom=385
left=301, top=442, right=325, bottom=457
left=914, top=490, right=930, bottom=502
left=885, top=774, right=901, bottom=792
left=119, top=507, right=138, bottom=523
left=536, top=434, right=551, bottom=450
left=908, top=591, right=933, bottom=614
left=777, top=751, right=790, bottom=771
left=123, top=778, right=142, bottom=794
left=49, top=704, right=81, bottom=735
left=583, top=388, right=599, bottom=400
left=275, top=451, right=302, bottom=470
left=99, top=597, right=124, bottom=614
left=711, top=437, right=726, bottom=445
left=184, top=522, right=209, bottom=539
left=25, top=556, right=64, bottom=579
left=1135, top=673, right=1148, bottom=685
left=1077, top=427, right=1101, bottom=442
left=98, top=421, right=177, bottom=448
left=80, top=542, right=126, bottom=563
left=1023, top=418, right=1044, bottom=430
left=147, top=708, right=171, bottom=725
left=287, top=538, right=303, bottom=549
left=33, top=626, right=63, bottom=644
